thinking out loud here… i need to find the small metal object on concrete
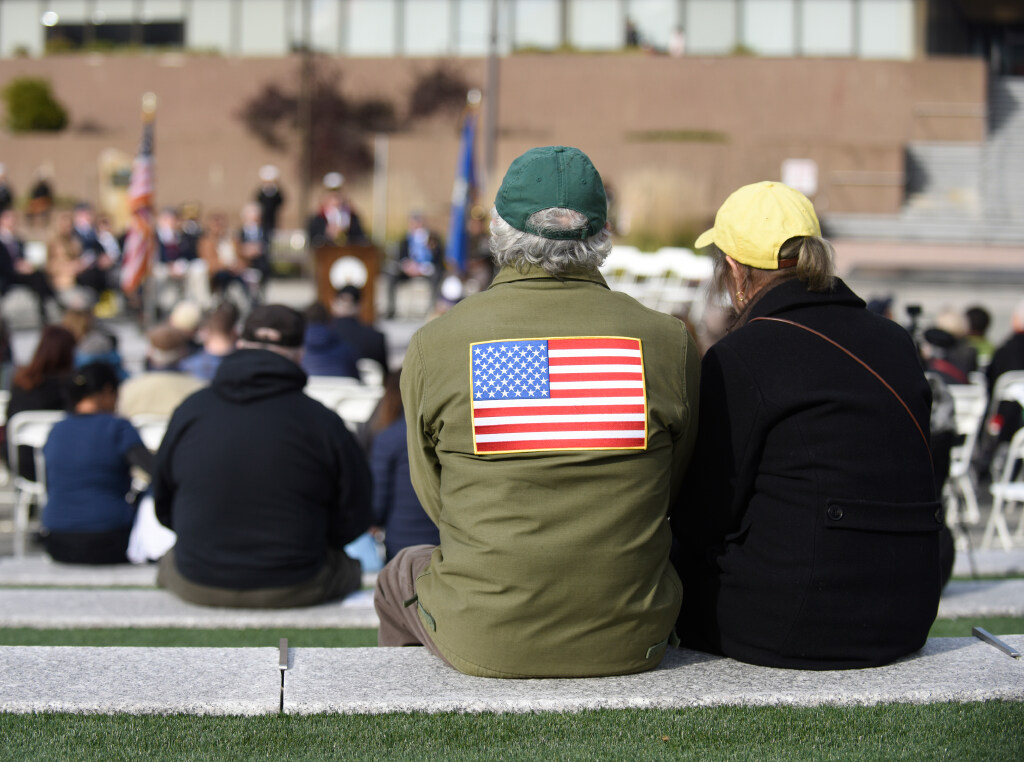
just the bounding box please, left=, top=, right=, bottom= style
left=279, top=638, right=289, bottom=670
left=973, top=627, right=1022, bottom=660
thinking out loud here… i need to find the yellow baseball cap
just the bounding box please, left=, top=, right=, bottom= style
left=694, top=181, right=821, bottom=270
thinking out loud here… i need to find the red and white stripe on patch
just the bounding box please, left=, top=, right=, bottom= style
left=470, top=336, right=647, bottom=454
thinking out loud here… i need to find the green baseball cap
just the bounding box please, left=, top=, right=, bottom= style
left=495, top=146, right=607, bottom=240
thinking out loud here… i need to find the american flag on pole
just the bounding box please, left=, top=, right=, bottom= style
left=120, top=102, right=156, bottom=293
left=471, top=337, right=648, bottom=454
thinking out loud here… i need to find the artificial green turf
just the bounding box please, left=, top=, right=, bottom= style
left=928, top=616, right=1024, bottom=638
left=0, top=617, right=1020, bottom=647
left=0, top=703, right=1021, bottom=761
left=0, top=627, right=377, bottom=648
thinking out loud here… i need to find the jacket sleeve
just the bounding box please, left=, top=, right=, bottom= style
left=153, top=410, right=184, bottom=530
left=668, top=325, right=702, bottom=506
left=400, top=333, right=443, bottom=525
left=328, top=420, right=373, bottom=548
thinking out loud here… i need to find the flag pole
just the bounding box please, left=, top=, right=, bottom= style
left=140, top=93, right=157, bottom=327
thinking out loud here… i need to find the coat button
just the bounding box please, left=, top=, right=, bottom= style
left=827, top=505, right=844, bottom=521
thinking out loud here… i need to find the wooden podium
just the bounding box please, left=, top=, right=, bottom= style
left=313, top=244, right=381, bottom=324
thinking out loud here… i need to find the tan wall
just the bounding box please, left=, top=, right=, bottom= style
left=0, top=53, right=987, bottom=241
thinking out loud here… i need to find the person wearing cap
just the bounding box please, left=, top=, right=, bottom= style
left=671, top=181, right=940, bottom=669
left=116, top=323, right=205, bottom=419
left=153, top=304, right=372, bottom=608
left=374, top=146, right=699, bottom=678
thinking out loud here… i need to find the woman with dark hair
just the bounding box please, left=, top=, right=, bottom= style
left=40, top=362, right=153, bottom=564
left=672, top=182, right=941, bottom=670
left=367, top=369, right=438, bottom=561
left=3, top=325, right=77, bottom=480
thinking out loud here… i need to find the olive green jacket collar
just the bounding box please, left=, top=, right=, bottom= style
left=489, top=264, right=610, bottom=289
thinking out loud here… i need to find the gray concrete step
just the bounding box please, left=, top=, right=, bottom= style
left=0, top=579, right=1021, bottom=630
left=1, top=637, right=1021, bottom=715
left=0, top=588, right=378, bottom=628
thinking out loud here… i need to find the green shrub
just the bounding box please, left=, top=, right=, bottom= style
left=2, top=77, right=69, bottom=132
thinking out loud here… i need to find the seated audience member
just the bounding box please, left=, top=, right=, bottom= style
left=70, top=203, right=116, bottom=299
left=383, top=213, right=444, bottom=319
left=198, top=212, right=249, bottom=305
left=168, top=300, right=203, bottom=357
left=3, top=325, right=77, bottom=480
left=965, top=305, right=993, bottom=368
left=0, top=208, right=62, bottom=324
left=45, top=211, right=82, bottom=293
left=673, top=181, right=940, bottom=669
left=976, top=299, right=1024, bottom=479
left=117, top=324, right=205, bottom=418
left=302, top=302, right=360, bottom=380
left=921, top=326, right=970, bottom=385
left=234, top=201, right=270, bottom=300
left=61, top=290, right=126, bottom=379
left=368, top=369, right=438, bottom=561
left=154, top=305, right=372, bottom=608
left=180, top=303, right=239, bottom=382
left=933, top=307, right=977, bottom=380
left=330, top=285, right=389, bottom=382
left=41, top=362, right=154, bottom=564
left=375, top=147, right=699, bottom=677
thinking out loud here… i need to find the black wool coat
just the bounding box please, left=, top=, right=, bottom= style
left=672, top=277, right=941, bottom=669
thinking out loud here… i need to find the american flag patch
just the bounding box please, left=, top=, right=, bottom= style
left=470, top=337, right=647, bottom=454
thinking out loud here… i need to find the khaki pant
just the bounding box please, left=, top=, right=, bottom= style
left=373, top=544, right=452, bottom=666
left=157, top=547, right=361, bottom=609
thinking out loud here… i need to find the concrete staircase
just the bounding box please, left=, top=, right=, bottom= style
left=825, top=76, right=1024, bottom=244
left=982, top=76, right=1024, bottom=220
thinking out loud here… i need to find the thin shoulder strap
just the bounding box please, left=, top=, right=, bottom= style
left=750, top=316, right=932, bottom=457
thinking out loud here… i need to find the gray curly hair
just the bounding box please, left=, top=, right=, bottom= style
left=490, top=207, right=612, bottom=276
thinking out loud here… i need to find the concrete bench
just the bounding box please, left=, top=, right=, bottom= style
left=1, top=549, right=1018, bottom=591
left=0, top=588, right=378, bottom=628
left=0, top=556, right=378, bottom=591
left=1, top=636, right=1021, bottom=715
left=1, top=580, right=1023, bottom=630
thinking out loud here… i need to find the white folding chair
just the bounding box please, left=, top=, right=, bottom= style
left=982, top=426, right=1024, bottom=550
left=129, top=414, right=170, bottom=453
left=981, top=370, right=1024, bottom=479
left=304, top=375, right=362, bottom=410
left=658, top=248, right=713, bottom=317
left=599, top=245, right=643, bottom=293
left=334, top=387, right=385, bottom=432
left=0, top=389, right=9, bottom=487
left=6, top=410, right=66, bottom=556
left=356, top=358, right=385, bottom=388
left=943, top=380, right=988, bottom=526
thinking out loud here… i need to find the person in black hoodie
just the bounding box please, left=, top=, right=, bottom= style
left=154, top=304, right=372, bottom=608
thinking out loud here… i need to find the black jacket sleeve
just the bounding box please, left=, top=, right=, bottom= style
left=328, top=420, right=373, bottom=548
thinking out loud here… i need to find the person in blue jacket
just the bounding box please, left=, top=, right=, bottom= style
left=42, top=361, right=153, bottom=564
left=367, top=369, right=438, bottom=561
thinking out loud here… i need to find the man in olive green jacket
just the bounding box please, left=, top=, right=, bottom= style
left=374, top=146, right=699, bottom=678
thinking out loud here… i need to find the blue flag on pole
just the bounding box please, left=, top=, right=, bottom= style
left=445, top=112, right=477, bottom=274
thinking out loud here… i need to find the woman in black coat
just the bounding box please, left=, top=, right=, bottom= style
left=672, top=182, right=942, bottom=670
